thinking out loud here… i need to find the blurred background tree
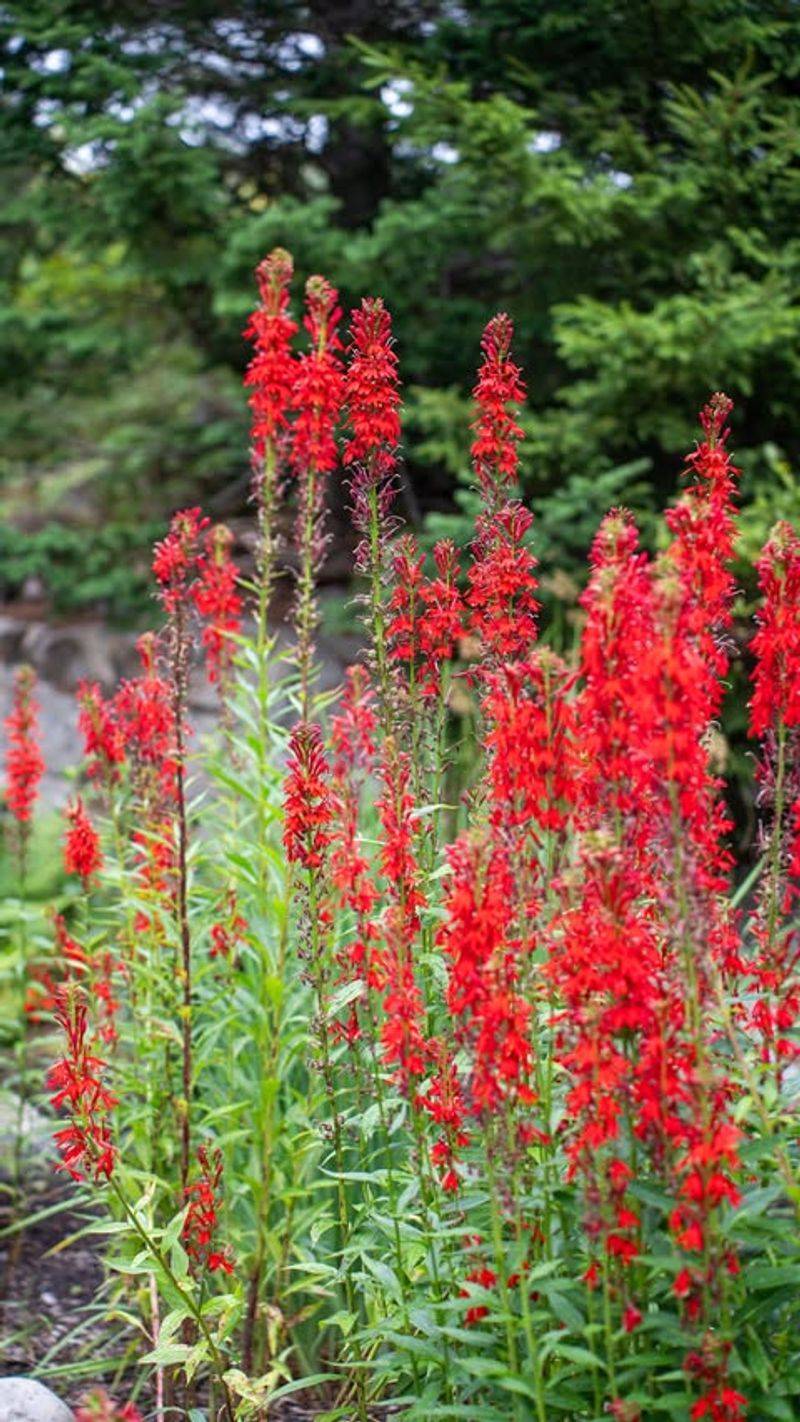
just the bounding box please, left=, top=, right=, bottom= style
left=2, top=0, right=800, bottom=616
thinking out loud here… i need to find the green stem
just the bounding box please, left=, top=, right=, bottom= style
left=109, top=1179, right=235, bottom=1422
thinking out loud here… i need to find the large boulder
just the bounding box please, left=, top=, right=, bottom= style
left=0, top=1377, right=74, bottom=1421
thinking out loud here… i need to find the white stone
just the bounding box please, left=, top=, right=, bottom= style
left=0, top=1378, right=74, bottom=1422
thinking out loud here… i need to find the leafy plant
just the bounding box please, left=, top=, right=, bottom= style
left=3, top=255, right=799, bottom=1422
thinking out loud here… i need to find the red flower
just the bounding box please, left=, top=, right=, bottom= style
left=183, top=1144, right=235, bottom=1275
left=372, top=748, right=432, bottom=1087
left=283, top=721, right=334, bottom=869
left=244, top=247, right=298, bottom=459
left=471, top=312, right=526, bottom=500
left=75, top=1389, right=143, bottom=1422
left=77, top=682, right=126, bottom=784
left=290, top=274, right=344, bottom=478
left=48, top=984, right=117, bottom=1182
left=152, top=507, right=209, bottom=612
left=460, top=1265, right=498, bottom=1325
left=576, top=509, right=658, bottom=820
left=439, top=834, right=533, bottom=1112
left=63, top=797, right=103, bottom=886
left=112, top=634, right=178, bottom=805
left=192, top=524, right=243, bottom=688
left=484, top=652, right=576, bottom=835
left=387, top=537, right=464, bottom=699
left=691, top=1388, right=747, bottom=1422
left=750, top=520, right=800, bottom=737
left=4, top=664, right=44, bottom=825
left=467, top=503, right=539, bottom=663
left=331, top=665, right=377, bottom=778
left=210, top=889, right=247, bottom=960
left=344, top=296, right=401, bottom=476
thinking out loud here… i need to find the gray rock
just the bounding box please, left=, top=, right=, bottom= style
left=0, top=1377, right=74, bottom=1422
left=0, top=1091, right=54, bottom=1170
left=19, top=622, right=117, bottom=693
left=0, top=615, right=26, bottom=664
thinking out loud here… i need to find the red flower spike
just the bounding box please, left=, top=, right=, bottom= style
left=471, top=312, right=526, bottom=500
left=48, top=984, right=117, bottom=1183
left=183, top=1144, right=235, bottom=1276
left=63, top=797, right=103, bottom=887
left=77, top=682, right=126, bottom=784
left=344, top=298, right=401, bottom=563
left=283, top=721, right=334, bottom=870
left=152, top=507, right=209, bottom=613
left=192, top=524, right=243, bottom=688
left=4, top=664, right=45, bottom=825
left=467, top=503, right=539, bottom=663
left=372, top=748, right=434, bottom=1088
left=750, top=520, right=800, bottom=738
left=344, top=296, right=401, bottom=476
left=112, top=635, right=178, bottom=806
left=387, top=537, right=464, bottom=699
left=439, top=834, right=534, bottom=1112
left=244, top=247, right=298, bottom=459
left=291, top=274, right=344, bottom=479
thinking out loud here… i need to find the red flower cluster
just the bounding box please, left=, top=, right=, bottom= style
left=183, top=1144, right=235, bottom=1275
left=34, top=912, right=121, bottom=1047
left=77, top=635, right=178, bottom=809
left=152, top=506, right=210, bottom=613
left=344, top=298, right=402, bottom=566
left=210, top=889, right=247, bottom=961
left=387, top=537, right=464, bottom=698
left=114, top=633, right=178, bottom=804
left=77, top=681, right=126, bottom=785
left=470, top=311, right=526, bottom=500
left=63, top=797, right=103, bottom=886
left=685, top=1337, right=746, bottom=1421
left=484, top=652, right=576, bottom=836
left=283, top=721, right=334, bottom=870
left=746, top=522, right=800, bottom=1066
left=750, top=520, right=800, bottom=737
left=344, top=296, right=401, bottom=477
left=467, top=502, right=539, bottom=663
left=193, top=523, right=243, bottom=688
left=75, top=1389, right=143, bottom=1422
left=577, top=509, right=658, bottom=820
left=373, top=749, right=431, bottom=1086
left=48, top=984, right=116, bottom=1181
left=440, top=834, right=533, bottom=1113
left=291, top=274, right=344, bottom=478
left=244, top=247, right=298, bottom=460
left=4, top=664, right=45, bottom=825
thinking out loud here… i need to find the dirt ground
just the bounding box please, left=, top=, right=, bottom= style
left=0, top=1167, right=349, bottom=1419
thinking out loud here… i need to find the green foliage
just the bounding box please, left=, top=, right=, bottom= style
left=0, top=520, right=162, bottom=622
left=3, top=2, right=800, bottom=612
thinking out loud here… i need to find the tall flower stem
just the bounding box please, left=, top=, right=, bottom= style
left=296, top=463, right=318, bottom=720
left=305, top=868, right=369, bottom=1422
left=109, top=1178, right=235, bottom=1422
left=367, top=481, right=394, bottom=737
left=484, top=1133, right=524, bottom=1422
left=170, top=598, right=193, bottom=1196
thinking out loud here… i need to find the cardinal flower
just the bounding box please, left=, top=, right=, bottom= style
left=63, top=798, right=103, bottom=886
